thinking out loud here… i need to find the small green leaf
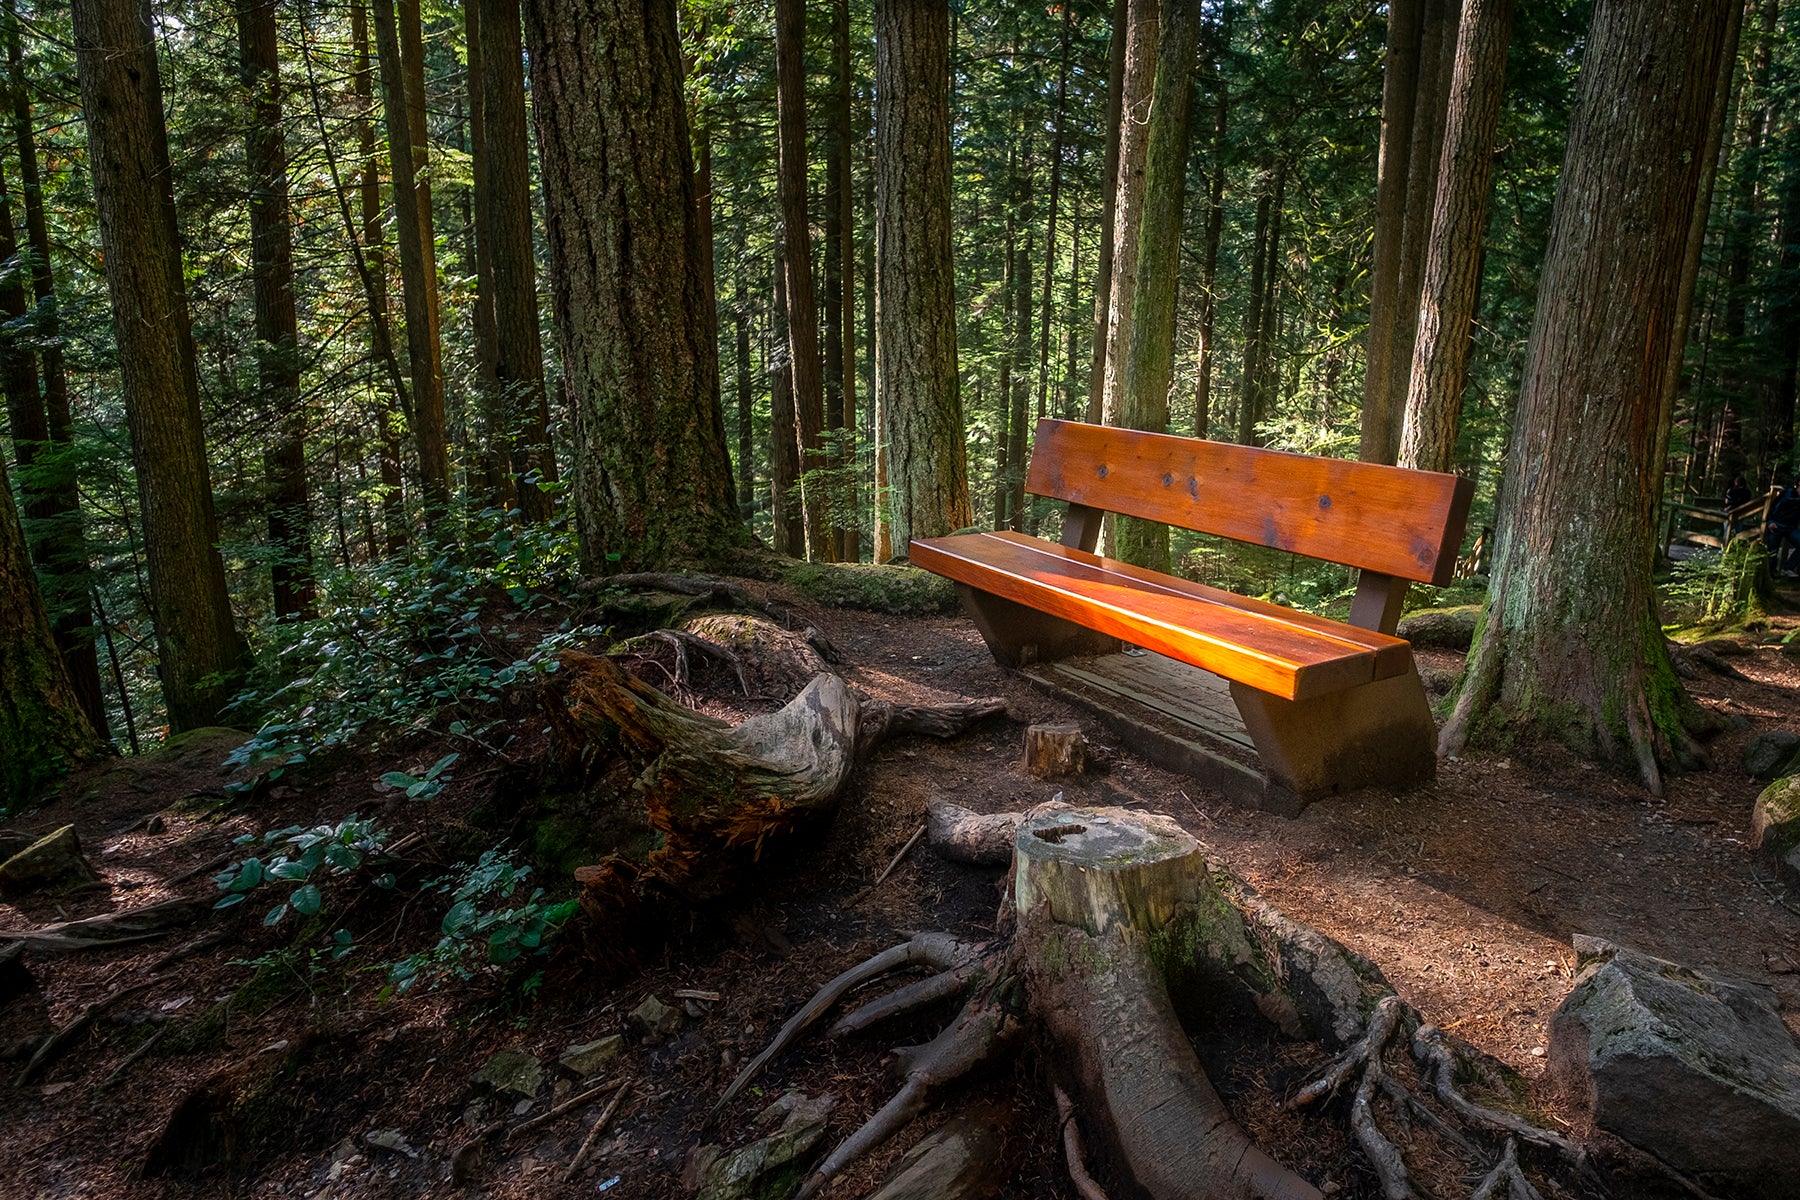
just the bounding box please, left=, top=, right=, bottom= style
left=264, top=902, right=289, bottom=926
left=290, top=884, right=322, bottom=916
left=441, top=900, right=478, bottom=935
left=214, top=893, right=245, bottom=909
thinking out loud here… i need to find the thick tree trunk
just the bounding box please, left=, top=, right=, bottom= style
left=734, top=247, right=755, bottom=512
left=874, top=0, right=969, bottom=552
left=1440, top=0, right=1737, bottom=795
left=1193, top=16, right=1229, bottom=440
left=775, top=0, right=833, bottom=562
left=0, top=452, right=102, bottom=805
left=1113, top=0, right=1199, bottom=572
left=1097, top=0, right=1159, bottom=429
left=771, top=237, right=804, bottom=557
left=1007, top=233, right=1030, bottom=532
left=1035, top=0, right=1072, bottom=439
left=464, top=0, right=510, bottom=514
left=994, top=218, right=1014, bottom=531
left=1086, top=0, right=1129, bottom=422
left=6, top=5, right=105, bottom=733
left=524, top=0, right=745, bottom=572
left=237, top=0, right=313, bottom=620
left=1772, top=148, right=1800, bottom=472
left=73, top=0, right=245, bottom=731
left=371, top=0, right=450, bottom=513
left=823, top=0, right=858, bottom=561
left=1237, top=171, right=1273, bottom=446
left=1398, top=0, right=1514, bottom=473
left=1358, top=0, right=1422, bottom=464
left=479, top=0, right=556, bottom=522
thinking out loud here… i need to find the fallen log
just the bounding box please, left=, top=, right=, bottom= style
left=0, top=898, right=210, bottom=953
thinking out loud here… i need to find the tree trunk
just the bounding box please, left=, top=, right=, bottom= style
left=994, top=220, right=1013, bottom=532
left=874, top=0, right=969, bottom=552
left=1384, top=0, right=1458, bottom=453
left=523, top=0, right=745, bottom=572
left=1771, top=139, right=1800, bottom=473
left=1358, top=0, right=1422, bottom=464
left=372, top=0, right=449, bottom=513
left=775, top=0, right=833, bottom=562
left=73, top=0, right=245, bottom=731
left=1086, top=0, right=1129, bottom=422
left=825, top=0, right=858, bottom=561
left=1440, top=0, right=1736, bottom=796
left=1035, top=0, right=1072, bottom=438
left=3, top=8, right=106, bottom=735
left=480, top=0, right=556, bottom=522
left=0, top=450, right=102, bottom=805
left=1236, top=171, right=1273, bottom=446
left=1193, top=15, right=1229, bottom=440
left=1398, top=0, right=1514, bottom=473
left=771, top=236, right=804, bottom=557
left=734, top=247, right=755, bottom=512
left=1007, top=232, right=1031, bottom=533
left=237, top=0, right=313, bottom=619
left=1097, top=0, right=1159, bottom=429
left=1113, top=0, right=1199, bottom=572
left=464, top=0, right=510, bottom=514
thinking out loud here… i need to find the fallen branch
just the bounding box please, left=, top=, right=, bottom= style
left=94, top=1025, right=167, bottom=1092
left=926, top=797, right=1021, bottom=865
left=845, top=823, right=927, bottom=908
left=16, top=980, right=153, bottom=1086
left=0, top=899, right=209, bottom=953
left=509, top=1078, right=625, bottom=1142
left=562, top=1082, right=632, bottom=1181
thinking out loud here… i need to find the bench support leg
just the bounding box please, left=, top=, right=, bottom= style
left=956, top=584, right=1121, bottom=668
left=1229, top=666, right=1437, bottom=812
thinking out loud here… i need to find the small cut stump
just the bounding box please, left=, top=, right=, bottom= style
left=1022, top=721, right=1086, bottom=780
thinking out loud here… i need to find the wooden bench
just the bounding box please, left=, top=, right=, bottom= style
left=910, top=419, right=1474, bottom=813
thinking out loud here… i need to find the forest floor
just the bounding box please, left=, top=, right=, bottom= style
left=2, top=575, right=1799, bottom=1200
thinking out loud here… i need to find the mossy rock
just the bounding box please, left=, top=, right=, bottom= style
left=778, top=561, right=955, bottom=615
left=1396, top=605, right=1481, bottom=651
left=0, top=825, right=101, bottom=899
left=1752, top=776, right=1800, bottom=886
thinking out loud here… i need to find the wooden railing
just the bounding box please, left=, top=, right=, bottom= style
left=1661, top=488, right=1780, bottom=553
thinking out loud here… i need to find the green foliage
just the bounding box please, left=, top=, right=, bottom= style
left=1665, top=541, right=1769, bottom=626
left=213, top=816, right=393, bottom=935
left=381, top=751, right=460, bottom=800
left=387, top=848, right=578, bottom=993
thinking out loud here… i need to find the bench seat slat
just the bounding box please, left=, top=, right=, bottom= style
left=909, top=531, right=1414, bottom=702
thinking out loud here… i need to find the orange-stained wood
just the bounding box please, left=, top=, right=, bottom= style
left=910, top=531, right=1415, bottom=702
left=1023, top=419, right=1474, bottom=585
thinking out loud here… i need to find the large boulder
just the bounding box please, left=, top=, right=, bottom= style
left=1751, top=775, right=1800, bottom=886
left=1741, top=729, right=1800, bottom=781
left=1395, top=606, right=1479, bottom=651
left=0, top=825, right=101, bottom=899
left=1548, top=942, right=1800, bottom=1199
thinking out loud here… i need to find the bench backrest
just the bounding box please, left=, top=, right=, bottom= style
left=1025, top=419, right=1474, bottom=587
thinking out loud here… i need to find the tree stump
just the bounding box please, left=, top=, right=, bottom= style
left=1013, top=805, right=1201, bottom=936
left=1022, top=721, right=1086, bottom=779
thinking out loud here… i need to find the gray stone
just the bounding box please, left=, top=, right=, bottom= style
left=1395, top=606, right=1479, bottom=651
left=629, top=994, right=682, bottom=1041
left=558, top=1034, right=623, bottom=1078
left=1741, top=730, right=1800, bottom=780
left=0, top=825, right=101, bottom=899
left=1753, top=775, right=1800, bottom=887
left=1548, top=943, right=1800, bottom=1199
left=864, top=1103, right=1006, bottom=1200
left=470, top=1048, right=543, bottom=1097
left=693, top=1091, right=836, bottom=1200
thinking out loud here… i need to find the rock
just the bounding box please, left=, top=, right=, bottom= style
left=0, top=825, right=101, bottom=899
left=1395, top=605, right=1479, bottom=651
left=1741, top=730, right=1800, bottom=780
left=1548, top=943, right=1800, bottom=1199
left=694, top=1091, right=836, bottom=1200
left=470, top=1049, right=543, bottom=1097
left=629, top=994, right=682, bottom=1041
left=863, top=1103, right=1007, bottom=1200
left=1752, top=775, right=1800, bottom=886
left=364, top=1129, right=419, bottom=1158
left=559, top=1034, right=623, bottom=1078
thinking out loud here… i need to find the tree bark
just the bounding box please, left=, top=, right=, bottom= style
left=523, top=0, right=745, bottom=571
left=734, top=245, right=755, bottom=512
left=825, top=0, right=858, bottom=561
left=874, top=0, right=968, bottom=552
left=1358, top=0, right=1423, bottom=464
left=1097, top=0, right=1159, bottom=429
left=237, top=0, right=312, bottom=619
left=1237, top=169, right=1274, bottom=446
left=1193, top=11, right=1229, bottom=440
left=1086, top=0, right=1129, bottom=422
left=1440, top=0, right=1736, bottom=795
left=1398, top=0, right=1514, bottom=473
left=771, top=236, right=804, bottom=557
left=464, top=0, right=509, bottom=513
left=1114, top=0, right=1199, bottom=572
left=0, top=450, right=102, bottom=805
left=5, top=4, right=105, bottom=733
left=73, top=0, right=245, bottom=731
left=1007, top=232, right=1031, bottom=532
left=480, top=0, right=556, bottom=522
left=371, top=0, right=449, bottom=512
left=775, top=0, right=832, bottom=562
left=1035, top=0, right=1072, bottom=437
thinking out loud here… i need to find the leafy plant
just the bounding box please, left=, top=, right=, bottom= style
left=381, top=751, right=460, bottom=800
left=387, top=848, right=578, bottom=993
left=213, top=816, right=393, bottom=929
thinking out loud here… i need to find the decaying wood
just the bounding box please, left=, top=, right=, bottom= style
left=1023, top=721, right=1086, bottom=779
left=680, top=612, right=829, bottom=696
left=550, top=651, right=1001, bottom=962
left=926, top=797, right=1020, bottom=865
left=16, top=980, right=152, bottom=1086
left=0, top=898, right=209, bottom=953
left=582, top=571, right=781, bottom=618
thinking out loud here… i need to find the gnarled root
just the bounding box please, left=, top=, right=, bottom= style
left=1289, top=995, right=1415, bottom=1200
left=1469, top=1139, right=1544, bottom=1200
left=829, top=956, right=986, bottom=1037
left=1022, top=917, right=1323, bottom=1200
left=713, top=932, right=980, bottom=1115
left=793, top=990, right=1019, bottom=1200
left=1411, top=1024, right=1587, bottom=1164
left=926, top=797, right=1021, bottom=865
left=1054, top=1083, right=1111, bottom=1200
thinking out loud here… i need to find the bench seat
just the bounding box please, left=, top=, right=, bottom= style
left=910, top=530, right=1414, bottom=703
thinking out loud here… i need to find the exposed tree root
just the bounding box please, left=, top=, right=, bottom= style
left=793, top=990, right=1019, bottom=1200
left=1290, top=995, right=1415, bottom=1200
left=617, top=628, right=750, bottom=697
left=713, top=931, right=981, bottom=1115
left=1411, top=1024, right=1587, bottom=1163
left=926, top=797, right=1021, bottom=865
left=0, top=898, right=210, bottom=953
left=1469, top=1140, right=1543, bottom=1200
left=1054, top=1082, right=1112, bottom=1200
left=829, top=956, right=985, bottom=1037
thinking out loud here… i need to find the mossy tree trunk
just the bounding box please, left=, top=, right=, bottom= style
left=1, top=450, right=102, bottom=805
left=1440, top=0, right=1737, bottom=795
left=1096, top=0, right=1158, bottom=430
left=524, top=0, right=746, bottom=572
left=73, top=0, right=245, bottom=730
left=1358, top=0, right=1422, bottom=465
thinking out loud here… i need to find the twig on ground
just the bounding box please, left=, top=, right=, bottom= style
left=562, top=1082, right=632, bottom=1181
left=846, top=823, right=927, bottom=908
left=1750, top=870, right=1800, bottom=919
left=509, top=1078, right=626, bottom=1141
left=94, top=1025, right=167, bottom=1092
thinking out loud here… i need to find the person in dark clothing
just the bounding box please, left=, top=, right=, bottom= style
left=1725, top=475, right=1753, bottom=512
left=1769, top=476, right=1800, bottom=576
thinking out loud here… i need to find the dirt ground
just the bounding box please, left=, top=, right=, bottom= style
left=2, top=579, right=1798, bottom=1200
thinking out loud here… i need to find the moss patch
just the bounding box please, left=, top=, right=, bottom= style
left=778, top=561, right=955, bottom=615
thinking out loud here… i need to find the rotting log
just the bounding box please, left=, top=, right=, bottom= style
left=926, top=797, right=1020, bottom=865
left=546, top=651, right=1003, bottom=967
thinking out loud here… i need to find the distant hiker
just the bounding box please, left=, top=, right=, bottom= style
left=1725, top=475, right=1752, bottom=512
left=1769, top=476, right=1800, bottom=577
